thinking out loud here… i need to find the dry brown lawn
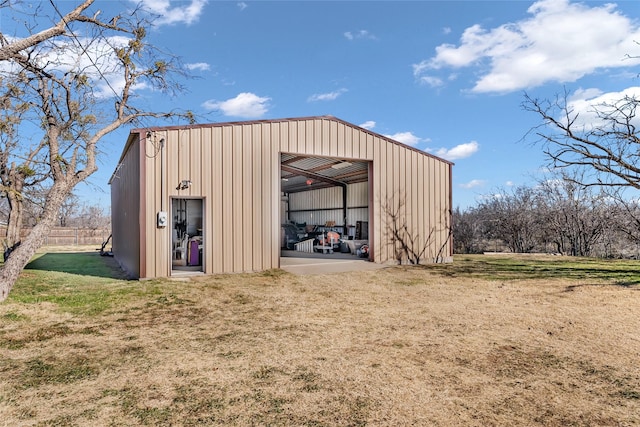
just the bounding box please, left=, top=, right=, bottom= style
left=0, top=255, right=639, bottom=426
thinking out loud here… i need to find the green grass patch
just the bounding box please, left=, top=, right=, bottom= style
left=25, top=252, right=127, bottom=279
left=10, top=272, right=164, bottom=315
left=9, top=251, right=167, bottom=315
left=7, top=252, right=640, bottom=318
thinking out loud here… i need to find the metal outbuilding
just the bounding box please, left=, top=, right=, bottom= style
left=109, top=116, right=453, bottom=279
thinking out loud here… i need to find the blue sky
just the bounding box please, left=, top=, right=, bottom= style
left=11, top=0, right=640, bottom=210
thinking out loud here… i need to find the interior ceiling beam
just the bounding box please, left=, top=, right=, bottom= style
left=283, top=182, right=334, bottom=194
left=281, top=164, right=346, bottom=188
left=281, top=156, right=307, bottom=165
left=307, top=161, right=342, bottom=173
left=333, top=169, right=367, bottom=180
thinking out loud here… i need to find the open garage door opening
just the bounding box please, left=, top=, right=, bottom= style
left=280, top=153, right=371, bottom=261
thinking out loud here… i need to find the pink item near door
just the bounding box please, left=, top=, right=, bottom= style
left=188, top=239, right=199, bottom=266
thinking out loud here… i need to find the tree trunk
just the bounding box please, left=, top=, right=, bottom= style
left=0, top=181, right=70, bottom=302
left=4, top=190, right=24, bottom=248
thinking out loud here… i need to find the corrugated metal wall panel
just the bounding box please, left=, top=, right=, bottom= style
left=333, top=121, right=343, bottom=158
left=232, top=125, right=244, bottom=271
left=111, top=134, right=142, bottom=278
left=222, top=125, right=234, bottom=272
left=289, top=186, right=342, bottom=210
left=261, top=123, right=273, bottom=268
left=286, top=182, right=369, bottom=233
left=143, top=134, right=159, bottom=277
left=288, top=210, right=340, bottom=227
left=411, top=149, right=419, bottom=254
left=371, top=136, right=381, bottom=263
left=156, top=131, right=169, bottom=276
left=242, top=124, right=253, bottom=271
left=251, top=123, right=263, bottom=271
left=417, top=153, right=426, bottom=252
left=191, top=128, right=203, bottom=195
left=269, top=123, right=282, bottom=267
left=130, top=116, right=452, bottom=278
left=200, top=127, right=212, bottom=274
left=211, top=126, right=223, bottom=273
left=346, top=182, right=368, bottom=207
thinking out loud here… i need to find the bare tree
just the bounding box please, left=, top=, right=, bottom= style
left=603, top=188, right=640, bottom=251
left=451, top=206, right=488, bottom=254
left=21, top=183, right=48, bottom=227
left=0, top=82, right=49, bottom=252
left=73, top=203, right=110, bottom=230
left=523, top=89, right=640, bottom=189
left=477, top=186, right=542, bottom=253
left=537, top=171, right=610, bottom=256
left=0, top=0, right=193, bottom=301
left=58, top=193, right=79, bottom=227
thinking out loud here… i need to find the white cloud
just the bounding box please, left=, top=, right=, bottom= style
left=359, top=121, right=376, bottom=130
left=505, top=180, right=515, bottom=187
left=31, top=35, right=136, bottom=99
left=237, top=2, right=248, bottom=11
left=414, top=0, right=640, bottom=93
left=307, top=88, right=347, bottom=102
left=185, top=62, right=210, bottom=71
left=416, top=74, right=444, bottom=88
left=344, top=30, right=378, bottom=41
left=137, top=0, right=207, bottom=26
left=384, top=131, right=423, bottom=146
left=565, top=86, right=640, bottom=128
left=202, top=92, right=270, bottom=118
left=435, top=141, right=479, bottom=160
left=460, top=179, right=486, bottom=189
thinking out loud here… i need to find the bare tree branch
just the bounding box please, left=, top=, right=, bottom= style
left=523, top=89, right=640, bottom=189
left=0, top=1, right=194, bottom=301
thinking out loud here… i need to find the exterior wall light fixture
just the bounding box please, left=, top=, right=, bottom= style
left=177, top=179, right=192, bottom=190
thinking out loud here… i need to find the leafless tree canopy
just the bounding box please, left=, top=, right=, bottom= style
left=0, top=0, right=193, bottom=301
left=453, top=172, right=634, bottom=258
left=523, top=90, right=640, bottom=189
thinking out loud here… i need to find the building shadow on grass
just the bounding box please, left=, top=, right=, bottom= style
left=24, top=251, right=129, bottom=280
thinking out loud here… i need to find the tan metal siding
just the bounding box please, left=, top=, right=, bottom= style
left=200, top=127, right=212, bottom=274
left=368, top=128, right=453, bottom=265
left=373, top=134, right=385, bottom=263
left=251, top=124, right=263, bottom=271
left=127, top=116, right=452, bottom=278
left=110, top=134, right=142, bottom=278
left=343, top=125, right=353, bottom=158
left=333, top=121, right=344, bottom=158
left=417, top=153, right=426, bottom=252
left=232, top=125, right=243, bottom=271
left=414, top=151, right=422, bottom=254
left=270, top=123, right=280, bottom=268
left=156, top=132, right=167, bottom=277
left=210, top=126, right=223, bottom=273
left=242, top=124, right=253, bottom=270
left=142, top=135, right=157, bottom=277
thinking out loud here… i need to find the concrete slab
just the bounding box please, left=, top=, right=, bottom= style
left=280, top=256, right=387, bottom=275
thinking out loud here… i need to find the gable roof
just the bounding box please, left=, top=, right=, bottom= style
left=109, top=115, right=453, bottom=185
